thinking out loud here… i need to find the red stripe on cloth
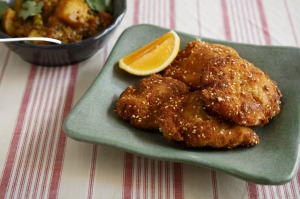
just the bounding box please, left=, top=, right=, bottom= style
left=283, top=183, right=289, bottom=198
left=136, top=157, right=142, bottom=199
left=48, top=64, right=78, bottom=198
left=88, top=145, right=98, bottom=199
left=9, top=68, right=66, bottom=199
left=173, top=163, right=183, bottom=199
left=240, top=0, right=251, bottom=41
left=249, top=0, right=264, bottom=44
left=11, top=69, right=45, bottom=199
left=143, top=159, right=148, bottom=199
left=297, top=168, right=300, bottom=197
left=290, top=180, right=298, bottom=199
left=23, top=69, right=52, bottom=198
left=245, top=0, right=258, bottom=44
left=247, top=183, right=259, bottom=199
left=32, top=68, right=64, bottom=199
left=268, top=186, right=275, bottom=199
left=0, top=66, right=37, bottom=199
left=123, top=153, right=134, bottom=199
left=150, top=160, right=155, bottom=199
left=22, top=69, right=56, bottom=198
left=169, top=0, right=175, bottom=29
left=256, top=0, right=271, bottom=45
left=284, top=0, right=299, bottom=47
left=133, top=0, right=140, bottom=24
left=158, top=161, right=163, bottom=199
left=239, top=0, right=251, bottom=43
left=16, top=69, right=50, bottom=199
left=165, top=162, right=170, bottom=199
left=232, top=0, right=243, bottom=42
left=227, top=0, right=239, bottom=42
left=269, top=186, right=275, bottom=198
left=211, top=171, right=218, bottom=199
left=39, top=68, right=67, bottom=199
left=221, top=0, right=232, bottom=41
left=0, top=50, right=11, bottom=86
left=261, top=186, right=267, bottom=199
left=275, top=186, right=283, bottom=199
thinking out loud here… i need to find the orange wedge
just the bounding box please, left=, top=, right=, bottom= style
left=118, top=31, right=180, bottom=76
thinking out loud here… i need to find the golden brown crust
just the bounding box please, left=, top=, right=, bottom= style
left=161, top=40, right=239, bottom=90
left=158, top=91, right=259, bottom=148
left=199, top=56, right=282, bottom=126
left=116, top=74, right=189, bottom=130
left=115, top=40, right=283, bottom=149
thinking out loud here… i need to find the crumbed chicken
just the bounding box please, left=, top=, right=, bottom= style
left=116, top=74, right=189, bottom=129
left=158, top=91, right=259, bottom=148
left=161, top=40, right=239, bottom=90
left=199, top=56, right=282, bottom=126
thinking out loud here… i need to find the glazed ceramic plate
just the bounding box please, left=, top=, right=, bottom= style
left=64, top=24, right=300, bottom=185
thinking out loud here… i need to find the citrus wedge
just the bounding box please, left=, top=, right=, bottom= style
left=118, top=31, right=180, bottom=76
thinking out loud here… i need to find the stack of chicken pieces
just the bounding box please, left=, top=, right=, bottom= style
left=116, top=40, right=282, bottom=149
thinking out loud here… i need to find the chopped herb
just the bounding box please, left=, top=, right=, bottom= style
left=0, top=1, right=10, bottom=20
left=19, top=1, right=43, bottom=20
left=86, top=0, right=111, bottom=12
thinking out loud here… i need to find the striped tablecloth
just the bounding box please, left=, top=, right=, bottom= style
left=0, top=0, right=299, bottom=198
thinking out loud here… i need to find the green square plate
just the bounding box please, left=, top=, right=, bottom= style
left=64, top=24, right=300, bottom=185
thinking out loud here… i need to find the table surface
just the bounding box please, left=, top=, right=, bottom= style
left=0, top=0, right=299, bottom=198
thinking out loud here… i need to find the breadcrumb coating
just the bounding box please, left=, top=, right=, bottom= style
left=116, top=74, right=189, bottom=129
left=161, top=40, right=239, bottom=90
left=158, top=91, right=259, bottom=148
left=116, top=39, right=282, bottom=149
left=200, top=56, right=282, bottom=126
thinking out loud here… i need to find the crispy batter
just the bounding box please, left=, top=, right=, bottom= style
left=161, top=40, right=239, bottom=90
left=115, top=39, right=284, bottom=149
left=116, top=74, right=189, bottom=130
left=200, top=56, right=282, bottom=126
left=158, top=91, right=259, bottom=148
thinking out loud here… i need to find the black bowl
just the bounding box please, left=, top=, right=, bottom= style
left=0, top=0, right=126, bottom=66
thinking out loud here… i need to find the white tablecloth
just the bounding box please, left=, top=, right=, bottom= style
left=0, top=0, right=299, bottom=198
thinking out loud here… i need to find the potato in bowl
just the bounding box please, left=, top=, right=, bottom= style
left=0, top=0, right=126, bottom=66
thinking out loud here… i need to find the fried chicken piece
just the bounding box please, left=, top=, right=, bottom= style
left=200, top=56, right=282, bottom=126
left=158, top=91, right=259, bottom=148
left=116, top=74, right=189, bottom=130
left=161, top=40, right=239, bottom=90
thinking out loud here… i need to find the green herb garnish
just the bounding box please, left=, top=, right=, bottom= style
left=19, top=1, right=43, bottom=20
